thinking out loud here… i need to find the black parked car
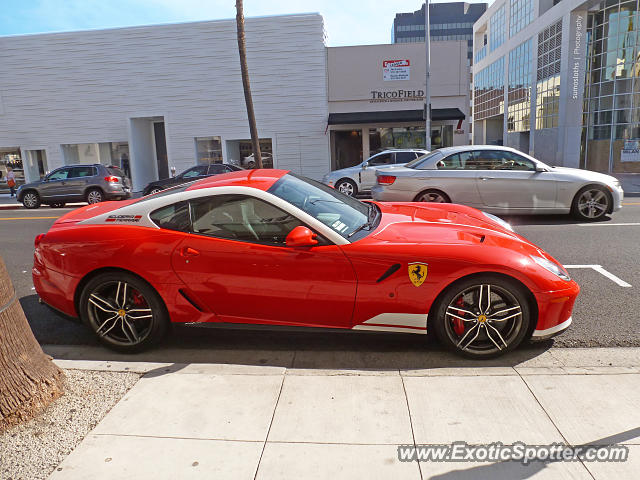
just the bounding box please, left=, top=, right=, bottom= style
left=143, top=163, right=243, bottom=196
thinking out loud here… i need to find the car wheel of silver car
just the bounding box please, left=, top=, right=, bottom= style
left=22, top=191, right=41, bottom=209
left=86, top=188, right=104, bottom=204
left=79, top=271, right=169, bottom=352
left=336, top=179, right=357, bottom=197
left=432, top=275, right=531, bottom=359
left=572, top=186, right=610, bottom=221
left=415, top=189, right=450, bottom=203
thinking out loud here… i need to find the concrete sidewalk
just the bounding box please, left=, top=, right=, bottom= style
left=46, top=347, right=640, bottom=479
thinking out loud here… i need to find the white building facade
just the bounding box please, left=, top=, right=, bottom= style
left=0, top=14, right=330, bottom=190
left=472, top=0, right=640, bottom=190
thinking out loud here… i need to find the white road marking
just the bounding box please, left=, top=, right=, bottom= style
left=578, top=222, right=640, bottom=227
left=564, top=265, right=632, bottom=288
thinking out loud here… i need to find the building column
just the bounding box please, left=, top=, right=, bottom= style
left=361, top=127, right=370, bottom=161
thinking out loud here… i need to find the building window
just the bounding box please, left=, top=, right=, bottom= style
left=509, top=0, right=534, bottom=37
left=474, top=57, right=505, bottom=121
left=582, top=0, right=640, bottom=174
left=490, top=5, right=506, bottom=51
left=535, top=21, right=562, bottom=129
left=195, top=136, right=223, bottom=165
left=507, top=39, right=533, bottom=132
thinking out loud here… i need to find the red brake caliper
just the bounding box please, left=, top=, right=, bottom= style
left=131, top=290, right=145, bottom=306
left=453, top=296, right=466, bottom=336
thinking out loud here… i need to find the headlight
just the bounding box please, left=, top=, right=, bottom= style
left=482, top=212, right=513, bottom=232
left=531, top=255, right=571, bottom=281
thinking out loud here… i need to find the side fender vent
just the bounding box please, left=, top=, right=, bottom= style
left=377, top=263, right=402, bottom=283
left=179, top=289, right=205, bottom=312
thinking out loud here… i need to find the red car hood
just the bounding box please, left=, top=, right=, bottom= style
left=370, top=202, right=523, bottom=246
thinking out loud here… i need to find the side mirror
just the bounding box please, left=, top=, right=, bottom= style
left=362, top=162, right=368, bottom=170
left=286, top=226, right=318, bottom=247
left=535, top=165, right=547, bottom=172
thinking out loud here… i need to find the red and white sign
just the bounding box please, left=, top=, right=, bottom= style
left=383, top=59, right=410, bottom=81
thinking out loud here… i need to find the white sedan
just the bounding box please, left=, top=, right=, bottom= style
left=371, top=145, right=624, bottom=221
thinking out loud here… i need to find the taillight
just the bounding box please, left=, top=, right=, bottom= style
left=377, top=175, right=396, bottom=185
left=34, top=234, right=45, bottom=248
left=104, top=176, right=119, bottom=183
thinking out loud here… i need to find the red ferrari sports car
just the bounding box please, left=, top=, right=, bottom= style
left=33, top=169, right=579, bottom=358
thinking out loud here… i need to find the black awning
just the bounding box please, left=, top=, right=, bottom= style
left=328, top=108, right=465, bottom=125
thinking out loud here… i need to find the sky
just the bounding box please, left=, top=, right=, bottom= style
left=0, top=0, right=490, bottom=46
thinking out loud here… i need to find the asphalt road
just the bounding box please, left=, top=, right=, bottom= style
left=0, top=202, right=638, bottom=353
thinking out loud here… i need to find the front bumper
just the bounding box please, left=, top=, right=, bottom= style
left=531, top=317, right=572, bottom=340
left=532, top=281, right=579, bottom=340
left=611, top=185, right=624, bottom=212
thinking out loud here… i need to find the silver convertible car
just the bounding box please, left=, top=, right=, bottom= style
left=371, top=146, right=624, bottom=221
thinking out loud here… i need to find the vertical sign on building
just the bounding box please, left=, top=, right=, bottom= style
left=383, top=59, right=411, bottom=81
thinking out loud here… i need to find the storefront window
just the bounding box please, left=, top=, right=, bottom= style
left=369, top=127, right=426, bottom=154
left=61, top=142, right=130, bottom=178
left=225, top=138, right=273, bottom=169
left=0, top=148, right=24, bottom=186
left=195, top=136, right=223, bottom=165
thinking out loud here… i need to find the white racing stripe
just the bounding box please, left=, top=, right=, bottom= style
left=564, top=265, right=632, bottom=288
left=352, top=313, right=428, bottom=334
left=353, top=325, right=428, bottom=335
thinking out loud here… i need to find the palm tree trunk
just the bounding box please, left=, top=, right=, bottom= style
left=0, top=256, right=64, bottom=431
left=236, top=0, right=263, bottom=169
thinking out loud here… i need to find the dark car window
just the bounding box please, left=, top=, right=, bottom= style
left=107, top=166, right=127, bottom=178
left=149, top=201, right=190, bottom=232
left=47, top=168, right=71, bottom=181
left=69, top=166, right=96, bottom=178
left=497, top=152, right=536, bottom=171
left=225, top=164, right=243, bottom=172
left=394, top=152, right=418, bottom=164
left=437, top=151, right=474, bottom=170
left=468, top=150, right=505, bottom=170
left=190, top=195, right=302, bottom=245
left=407, top=151, right=444, bottom=170
left=368, top=153, right=393, bottom=166
left=207, top=164, right=227, bottom=174
left=181, top=166, right=208, bottom=178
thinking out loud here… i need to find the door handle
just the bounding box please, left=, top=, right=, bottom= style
left=479, top=176, right=495, bottom=180
left=180, top=247, right=200, bottom=258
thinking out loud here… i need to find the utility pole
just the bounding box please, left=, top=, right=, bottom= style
left=235, top=0, right=263, bottom=169
left=424, top=0, right=432, bottom=151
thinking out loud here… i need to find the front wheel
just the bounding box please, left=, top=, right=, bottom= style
left=432, top=275, right=531, bottom=359
left=79, top=272, right=169, bottom=352
left=22, top=191, right=41, bottom=209
left=571, top=186, right=610, bottom=221
left=335, top=179, right=358, bottom=197
left=415, top=189, right=450, bottom=203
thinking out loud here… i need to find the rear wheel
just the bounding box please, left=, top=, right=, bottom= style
left=22, top=191, right=41, bottom=209
left=335, top=179, right=357, bottom=197
left=86, top=188, right=104, bottom=204
left=571, top=186, right=610, bottom=221
left=79, top=272, right=169, bottom=352
left=415, top=189, right=450, bottom=203
left=432, top=275, right=531, bottom=359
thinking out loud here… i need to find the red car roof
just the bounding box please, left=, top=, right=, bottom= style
left=187, top=168, right=289, bottom=192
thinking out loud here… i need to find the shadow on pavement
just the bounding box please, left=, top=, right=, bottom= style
left=501, top=213, right=613, bottom=226
left=32, top=295, right=556, bottom=370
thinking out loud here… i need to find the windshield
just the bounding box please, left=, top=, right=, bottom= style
left=268, top=173, right=370, bottom=239
left=405, top=151, right=443, bottom=169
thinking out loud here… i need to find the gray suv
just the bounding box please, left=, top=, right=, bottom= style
left=322, top=148, right=430, bottom=197
left=17, top=164, right=131, bottom=209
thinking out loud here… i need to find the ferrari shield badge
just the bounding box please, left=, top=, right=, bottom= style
left=408, top=262, right=428, bottom=287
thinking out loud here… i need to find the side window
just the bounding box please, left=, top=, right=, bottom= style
left=150, top=201, right=191, bottom=232
left=498, top=152, right=536, bottom=171
left=469, top=150, right=503, bottom=170
left=368, top=153, right=393, bottom=166
left=437, top=153, right=468, bottom=170
left=394, top=152, right=418, bottom=164
left=207, top=164, right=226, bottom=174
left=69, top=166, right=96, bottom=178
left=182, top=166, right=208, bottom=178
left=47, top=168, right=71, bottom=181
left=190, top=195, right=302, bottom=245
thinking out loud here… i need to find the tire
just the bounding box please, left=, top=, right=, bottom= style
left=335, top=179, right=358, bottom=197
left=86, top=188, right=104, bottom=204
left=432, top=275, right=531, bottom=359
left=571, top=185, right=610, bottom=221
left=22, top=191, right=41, bottom=209
left=79, top=271, right=169, bottom=352
left=415, top=189, right=450, bottom=203
left=49, top=203, right=66, bottom=208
